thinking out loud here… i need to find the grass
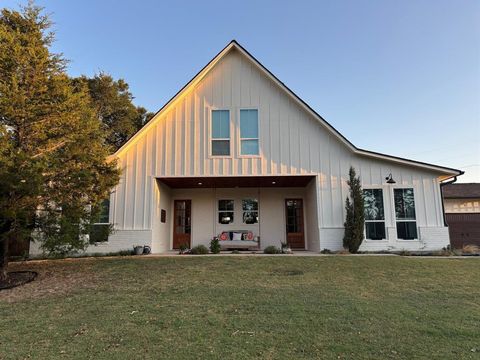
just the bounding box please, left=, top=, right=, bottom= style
left=0, top=256, right=479, bottom=359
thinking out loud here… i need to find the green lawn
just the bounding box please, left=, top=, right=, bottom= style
left=1, top=256, right=479, bottom=359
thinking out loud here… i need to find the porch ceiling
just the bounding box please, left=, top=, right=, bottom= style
left=158, top=176, right=315, bottom=189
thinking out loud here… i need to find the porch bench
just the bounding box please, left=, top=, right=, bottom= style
left=217, top=231, right=260, bottom=250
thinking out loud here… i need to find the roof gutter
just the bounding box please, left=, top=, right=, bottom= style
left=440, top=176, right=459, bottom=227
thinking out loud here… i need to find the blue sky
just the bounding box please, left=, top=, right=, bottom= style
left=4, top=0, right=480, bottom=182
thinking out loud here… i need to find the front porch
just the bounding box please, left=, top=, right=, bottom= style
left=151, top=176, right=320, bottom=253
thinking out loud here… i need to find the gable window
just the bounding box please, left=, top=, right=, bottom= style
left=218, top=200, right=234, bottom=224
left=240, top=109, right=259, bottom=155
left=211, top=110, right=230, bottom=156
left=394, top=188, right=418, bottom=240
left=242, top=199, right=259, bottom=224
left=363, top=189, right=386, bottom=240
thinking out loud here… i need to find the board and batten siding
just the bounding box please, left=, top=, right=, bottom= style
left=109, top=48, right=446, bottom=239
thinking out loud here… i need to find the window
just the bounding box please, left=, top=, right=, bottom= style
left=240, top=109, right=259, bottom=155
left=211, top=110, right=230, bottom=156
left=394, top=188, right=417, bottom=240
left=363, top=189, right=385, bottom=240
left=90, top=198, right=110, bottom=243
left=218, top=200, right=234, bottom=224
left=97, top=199, right=110, bottom=224
left=242, top=199, right=259, bottom=224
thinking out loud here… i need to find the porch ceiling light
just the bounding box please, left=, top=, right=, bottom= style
left=271, top=181, right=276, bottom=185
left=197, top=182, right=203, bottom=185
left=385, top=173, right=396, bottom=184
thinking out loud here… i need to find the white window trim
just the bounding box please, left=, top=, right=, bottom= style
left=390, top=186, right=419, bottom=241
left=209, top=108, right=233, bottom=158
left=362, top=187, right=387, bottom=241
left=237, top=107, right=261, bottom=158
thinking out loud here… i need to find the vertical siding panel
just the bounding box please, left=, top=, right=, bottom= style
left=126, top=149, right=136, bottom=229
left=194, top=92, right=200, bottom=176
left=183, top=97, right=189, bottom=176
left=433, top=179, right=443, bottom=226
left=117, top=157, right=127, bottom=230
left=189, top=94, right=195, bottom=176
left=164, top=113, right=171, bottom=176
left=143, top=134, right=149, bottom=229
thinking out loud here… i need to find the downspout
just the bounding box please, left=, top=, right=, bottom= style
left=440, top=176, right=458, bottom=227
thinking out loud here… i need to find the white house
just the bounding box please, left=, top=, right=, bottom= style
left=60, top=40, right=464, bottom=254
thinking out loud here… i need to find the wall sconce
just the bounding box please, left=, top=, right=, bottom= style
left=385, top=173, right=396, bottom=184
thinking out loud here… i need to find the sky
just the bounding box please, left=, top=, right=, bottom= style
left=4, top=0, right=480, bottom=182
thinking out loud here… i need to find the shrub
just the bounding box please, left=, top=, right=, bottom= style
left=210, top=238, right=221, bottom=254
left=463, top=244, right=480, bottom=254
left=264, top=246, right=281, bottom=254
left=190, top=245, right=209, bottom=255
left=343, top=166, right=364, bottom=253
left=320, top=248, right=332, bottom=254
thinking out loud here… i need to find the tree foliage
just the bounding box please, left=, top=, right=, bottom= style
left=0, top=3, right=120, bottom=277
left=76, top=73, right=154, bottom=150
left=343, top=166, right=365, bottom=253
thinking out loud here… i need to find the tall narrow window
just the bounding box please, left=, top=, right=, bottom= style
left=90, top=198, right=110, bottom=243
left=242, top=199, right=259, bottom=224
left=240, top=109, right=259, bottom=155
left=218, top=200, right=234, bottom=224
left=211, top=110, right=230, bottom=156
left=363, top=189, right=385, bottom=240
left=394, top=188, right=418, bottom=240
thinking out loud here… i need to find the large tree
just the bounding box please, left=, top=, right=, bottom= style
left=0, top=4, right=120, bottom=279
left=76, top=73, right=154, bottom=150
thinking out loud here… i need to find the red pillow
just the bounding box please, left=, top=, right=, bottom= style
left=246, top=231, right=254, bottom=241
left=219, top=232, right=228, bottom=241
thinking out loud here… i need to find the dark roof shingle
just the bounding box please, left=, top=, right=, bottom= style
left=443, top=183, right=480, bottom=199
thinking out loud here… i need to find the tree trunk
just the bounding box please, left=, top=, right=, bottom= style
left=0, top=239, right=8, bottom=281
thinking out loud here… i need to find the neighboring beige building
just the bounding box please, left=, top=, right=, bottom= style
left=443, top=183, right=480, bottom=248
left=32, top=40, right=463, bottom=255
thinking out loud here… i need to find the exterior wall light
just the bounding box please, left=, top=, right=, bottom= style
left=385, top=173, right=396, bottom=184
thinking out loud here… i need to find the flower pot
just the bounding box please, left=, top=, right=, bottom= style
left=133, top=246, right=144, bottom=255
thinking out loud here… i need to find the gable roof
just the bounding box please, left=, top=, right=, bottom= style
left=111, top=40, right=463, bottom=180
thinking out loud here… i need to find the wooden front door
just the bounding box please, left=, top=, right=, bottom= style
left=173, top=200, right=191, bottom=249
left=285, top=199, right=305, bottom=249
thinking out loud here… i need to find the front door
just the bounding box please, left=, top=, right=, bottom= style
left=285, top=199, right=305, bottom=249
left=173, top=200, right=191, bottom=249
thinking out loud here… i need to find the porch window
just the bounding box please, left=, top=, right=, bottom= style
left=242, top=199, right=258, bottom=224
left=394, top=188, right=418, bottom=240
left=218, top=200, right=234, bottom=224
left=240, top=109, right=259, bottom=155
left=363, top=189, right=385, bottom=240
left=211, top=110, right=230, bottom=156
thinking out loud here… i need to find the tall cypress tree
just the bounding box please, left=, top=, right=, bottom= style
left=0, top=3, right=119, bottom=279
left=343, top=166, right=365, bottom=253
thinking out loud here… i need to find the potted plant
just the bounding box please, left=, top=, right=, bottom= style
left=178, top=243, right=189, bottom=255
left=281, top=241, right=292, bottom=254
left=133, top=245, right=144, bottom=255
